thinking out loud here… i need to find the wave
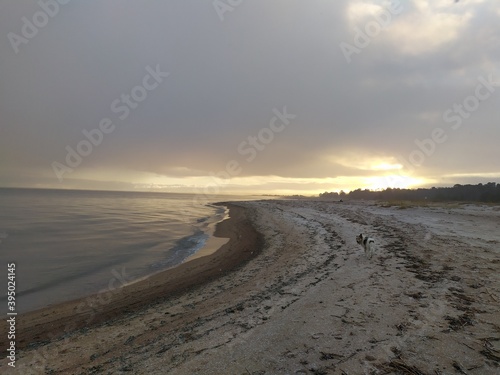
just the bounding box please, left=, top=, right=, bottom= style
left=149, top=230, right=209, bottom=270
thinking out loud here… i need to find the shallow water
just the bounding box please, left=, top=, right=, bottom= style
left=0, top=188, right=256, bottom=313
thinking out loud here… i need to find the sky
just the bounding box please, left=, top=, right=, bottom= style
left=0, top=0, right=499, bottom=195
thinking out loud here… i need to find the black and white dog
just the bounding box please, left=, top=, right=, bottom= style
left=356, top=233, right=375, bottom=259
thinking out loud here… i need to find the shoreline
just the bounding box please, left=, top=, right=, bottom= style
left=184, top=204, right=230, bottom=262
left=2, top=200, right=498, bottom=374
left=0, top=203, right=263, bottom=352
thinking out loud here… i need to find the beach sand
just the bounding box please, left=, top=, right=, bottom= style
left=1, top=200, right=499, bottom=374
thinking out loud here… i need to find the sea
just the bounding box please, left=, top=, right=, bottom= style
left=0, top=188, right=261, bottom=313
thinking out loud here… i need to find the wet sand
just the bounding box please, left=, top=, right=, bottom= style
left=0, top=203, right=262, bottom=355
left=1, top=200, right=499, bottom=374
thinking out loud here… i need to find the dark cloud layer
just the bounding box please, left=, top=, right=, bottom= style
left=1, top=0, right=499, bottom=193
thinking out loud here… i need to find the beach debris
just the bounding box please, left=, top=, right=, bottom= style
left=244, top=368, right=265, bottom=375
left=452, top=360, right=468, bottom=374
left=395, top=322, right=410, bottom=335
left=124, top=335, right=135, bottom=345
left=88, top=365, right=104, bottom=374
left=484, top=287, right=499, bottom=302
left=444, top=313, right=474, bottom=331
left=156, top=344, right=172, bottom=355
left=119, top=364, right=133, bottom=372
left=309, top=366, right=328, bottom=375
left=319, top=351, right=343, bottom=360
left=480, top=338, right=500, bottom=362
left=378, top=359, right=427, bottom=375
left=405, top=291, right=425, bottom=300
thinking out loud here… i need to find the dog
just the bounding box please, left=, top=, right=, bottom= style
left=356, top=233, right=375, bottom=259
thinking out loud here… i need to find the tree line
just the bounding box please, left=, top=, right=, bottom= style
left=319, top=182, right=500, bottom=203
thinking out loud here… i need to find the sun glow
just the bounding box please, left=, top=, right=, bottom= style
left=363, top=175, right=426, bottom=191
left=333, top=155, right=403, bottom=172
left=371, top=163, right=403, bottom=171
left=126, top=169, right=432, bottom=196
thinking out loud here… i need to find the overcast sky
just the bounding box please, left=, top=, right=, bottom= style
left=1, top=0, right=499, bottom=195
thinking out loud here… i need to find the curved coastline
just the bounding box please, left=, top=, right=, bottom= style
left=2, top=200, right=499, bottom=374
left=0, top=203, right=263, bottom=352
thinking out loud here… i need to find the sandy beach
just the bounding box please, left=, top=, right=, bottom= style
left=1, top=200, right=499, bottom=374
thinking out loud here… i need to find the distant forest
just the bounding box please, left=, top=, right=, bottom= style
left=319, top=182, right=500, bottom=203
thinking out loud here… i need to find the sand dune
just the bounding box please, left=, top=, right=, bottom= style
left=1, top=200, right=499, bottom=374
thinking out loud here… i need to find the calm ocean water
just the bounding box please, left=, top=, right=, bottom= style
left=0, top=188, right=257, bottom=313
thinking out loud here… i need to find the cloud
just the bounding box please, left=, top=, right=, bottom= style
left=0, top=0, right=499, bottom=193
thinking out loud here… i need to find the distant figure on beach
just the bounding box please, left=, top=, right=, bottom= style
left=339, top=199, right=343, bottom=203
left=356, top=233, right=375, bottom=259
